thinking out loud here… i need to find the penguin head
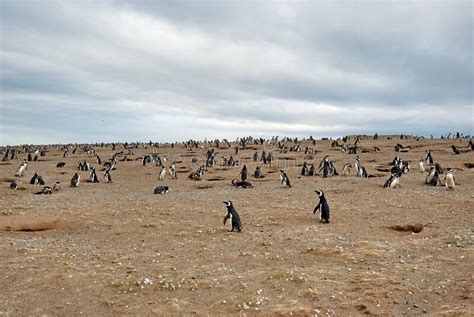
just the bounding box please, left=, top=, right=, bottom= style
left=315, top=190, right=324, bottom=197
left=223, top=201, right=233, bottom=207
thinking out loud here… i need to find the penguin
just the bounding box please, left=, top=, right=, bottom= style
left=90, top=167, right=99, bottom=183
left=223, top=201, right=242, bottom=232
left=158, top=167, right=166, bottom=180
left=240, top=164, right=248, bottom=181
left=154, top=185, right=170, bottom=194
left=418, top=159, right=425, bottom=173
left=308, top=164, right=315, bottom=176
left=231, top=179, right=254, bottom=188
left=56, top=162, right=66, bottom=168
left=451, top=145, right=461, bottom=155
left=425, top=150, right=433, bottom=165
left=96, top=154, right=101, bottom=165
left=253, top=151, right=259, bottom=162
left=355, top=158, right=373, bottom=178
left=30, top=172, right=45, bottom=185
left=313, top=190, right=330, bottom=223
left=10, top=180, right=18, bottom=190
left=254, top=165, right=264, bottom=178
left=342, top=163, right=352, bottom=176
left=35, top=186, right=53, bottom=195
left=52, top=181, right=61, bottom=191
left=301, top=162, right=308, bottom=176
left=104, top=168, right=113, bottom=183
left=425, top=166, right=440, bottom=186
left=70, top=172, right=81, bottom=187
left=279, top=169, right=292, bottom=188
left=444, top=168, right=456, bottom=190
left=383, top=172, right=402, bottom=188
left=15, top=160, right=28, bottom=177
left=169, top=162, right=177, bottom=179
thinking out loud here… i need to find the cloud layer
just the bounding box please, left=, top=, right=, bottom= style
left=1, top=1, right=472, bottom=145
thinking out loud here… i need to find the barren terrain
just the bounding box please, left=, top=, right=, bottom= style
left=1, top=136, right=473, bottom=316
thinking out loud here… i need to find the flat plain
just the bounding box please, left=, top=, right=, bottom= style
left=0, top=136, right=473, bottom=316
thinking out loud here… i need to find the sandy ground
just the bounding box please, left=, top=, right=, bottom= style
left=0, top=136, right=473, bottom=316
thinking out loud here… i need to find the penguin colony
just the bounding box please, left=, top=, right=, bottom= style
left=2, top=134, right=470, bottom=232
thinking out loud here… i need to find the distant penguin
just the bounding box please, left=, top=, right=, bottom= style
left=308, top=164, right=315, bottom=176
left=383, top=172, right=402, bottom=189
left=254, top=166, right=264, bottom=178
left=35, top=186, right=53, bottom=195
left=232, top=179, right=254, bottom=188
left=223, top=201, right=242, bottom=232
left=96, top=154, right=101, bottom=164
left=71, top=173, right=81, bottom=187
left=418, top=159, right=425, bottom=173
left=154, top=185, right=169, bottom=194
left=280, top=170, right=292, bottom=188
left=451, top=145, right=461, bottom=155
left=313, top=190, right=330, bottom=223
left=90, top=167, right=99, bottom=183
left=10, top=180, right=18, bottom=190
left=30, top=172, right=45, bottom=185
left=56, top=162, right=66, bottom=168
left=15, top=160, right=28, bottom=177
left=425, top=166, right=440, bottom=186
left=425, top=150, right=433, bottom=165
left=444, top=168, right=456, bottom=190
left=342, top=163, right=352, bottom=176
left=301, top=162, right=308, bottom=176
left=104, top=169, right=112, bottom=183
left=158, top=167, right=166, bottom=180
left=52, top=181, right=61, bottom=191
left=240, top=164, right=248, bottom=181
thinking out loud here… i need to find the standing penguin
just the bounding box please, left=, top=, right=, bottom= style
left=254, top=165, right=264, bottom=178
left=223, top=201, right=242, bottom=232
left=240, top=164, right=248, bottom=181
left=425, top=150, right=434, bottom=165
left=158, top=166, right=166, bottom=180
left=444, top=168, right=456, bottom=190
left=425, top=166, right=440, bottom=186
left=70, top=173, right=81, bottom=187
left=418, top=159, right=425, bottom=173
left=280, top=169, right=292, bottom=188
left=383, top=172, right=402, bottom=189
left=90, top=167, right=99, bottom=183
left=313, top=190, right=330, bottom=223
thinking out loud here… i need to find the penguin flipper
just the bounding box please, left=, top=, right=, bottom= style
left=223, top=214, right=230, bottom=225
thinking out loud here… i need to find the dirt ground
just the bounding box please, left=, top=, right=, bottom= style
left=1, top=136, right=473, bottom=316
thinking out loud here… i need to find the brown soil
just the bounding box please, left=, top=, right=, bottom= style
left=0, top=137, right=473, bottom=316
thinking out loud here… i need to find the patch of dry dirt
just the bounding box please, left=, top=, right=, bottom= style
left=0, top=137, right=473, bottom=316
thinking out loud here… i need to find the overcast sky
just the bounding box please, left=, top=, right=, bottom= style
left=1, top=1, right=472, bottom=145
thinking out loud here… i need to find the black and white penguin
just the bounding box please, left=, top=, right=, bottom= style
left=280, top=169, right=292, bottom=188
left=70, top=172, right=81, bottom=187
left=90, top=167, right=99, bottom=183
left=355, top=158, right=374, bottom=178
left=223, top=201, right=242, bottom=232
left=240, top=164, right=248, bottom=181
left=15, top=160, right=28, bottom=177
left=52, top=181, right=61, bottom=191
left=254, top=165, right=264, bottom=178
left=35, top=186, right=53, bottom=195
left=308, top=164, right=315, bottom=176
left=301, top=162, right=308, bottom=176
left=313, top=190, right=330, bottom=223
left=425, top=150, right=434, bottom=165
left=154, top=185, right=169, bottom=194
left=418, top=159, right=425, bottom=173
left=158, top=167, right=166, bottom=180
left=383, top=172, right=402, bottom=189
left=104, top=168, right=113, bottom=183
left=451, top=145, right=461, bottom=155
left=30, top=172, right=45, bottom=185
left=425, top=166, right=440, bottom=186
left=10, top=180, right=18, bottom=190
left=444, top=168, right=456, bottom=190
left=232, top=179, right=254, bottom=188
